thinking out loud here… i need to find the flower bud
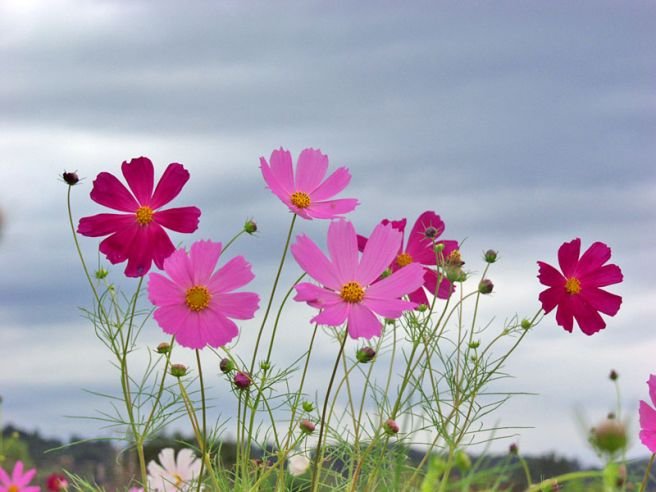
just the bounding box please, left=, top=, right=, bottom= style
left=509, top=443, right=518, bottom=455
left=484, top=249, right=498, bottom=263
left=520, top=319, right=532, bottom=330
left=356, top=347, right=376, bottom=364
left=590, top=419, right=627, bottom=454
left=446, top=267, right=467, bottom=283
left=415, top=304, right=428, bottom=312
left=302, top=401, right=314, bottom=412
left=260, top=360, right=271, bottom=371
left=244, top=219, right=257, bottom=234
left=170, top=363, right=187, bottom=378
left=95, top=267, right=109, bottom=279
left=434, top=243, right=445, bottom=254
left=156, top=342, right=171, bottom=354
left=383, top=418, right=399, bottom=435
left=609, top=369, right=618, bottom=381
left=233, top=371, right=252, bottom=390
left=468, top=340, right=480, bottom=349
left=220, top=358, right=235, bottom=374
left=478, top=279, right=494, bottom=294
left=299, top=419, right=316, bottom=434
left=62, top=171, right=79, bottom=186
left=424, top=226, right=439, bottom=239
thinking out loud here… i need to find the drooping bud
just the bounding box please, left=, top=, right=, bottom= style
left=170, top=364, right=188, bottom=378
left=244, top=219, right=258, bottom=235
left=233, top=371, right=252, bottom=390
left=299, top=419, right=316, bottom=434
left=383, top=418, right=399, bottom=435
left=302, top=401, right=314, bottom=413
left=220, top=358, right=235, bottom=374
left=156, top=342, right=171, bottom=354
left=62, top=171, right=80, bottom=186
left=356, top=346, right=376, bottom=364
left=484, top=249, right=498, bottom=263
left=478, top=278, right=494, bottom=294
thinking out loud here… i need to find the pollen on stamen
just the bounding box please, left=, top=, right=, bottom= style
left=135, top=205, right=154, bottom=226
left=396, top=252, right=413, bottom=268
left=290, top=191, right=311, bottom=209
left=185, top=285, right=212, bottom=311
left=564, top=277, right=582, bottom=295
left=340, top=281, right=365, bottom=303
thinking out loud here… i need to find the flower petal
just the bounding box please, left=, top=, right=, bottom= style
left=77, top=213, right=135, bottom=237
left=90, top=171, right=139, bottom=212
left=327, top=220, right=358, bottom=283
left=576, top=241, right=612, bottom=275
left=363, top=297, right=416, bottom=318
left=406, top=211, right=445, bottom=261
left=357, top=223, right=402, bottom=285
left=213, top=292, right=259, bottom=319
left=423, top=269, right=454, bottom=299
left=366, top=263, right=425, bottom=300
left=198, top=310, right=239, bottom=348
left=294, top=282, right=342, bottom=308
left=346, top=303, right=381, bottom=339
left=570, top=295, right=606, bottom=335
left=291, top=234, right=341, bottom=290
left=538, top=286, right=565, bottom=314
left=99, top=224, right=139, bottom=266
left=407, top=287, right=429, bottom=306
left=639, top=401, right=656, bottom=453
left=312, top=301, right=349, bottom=326
left=208, top=255, right=255, bottom=293
left=537, top=261, right=566, bottom=288
left=137, top=223, right=176, bottom=273
left=558, top=238, right=581, bottom=278
left=121, top=157, right=154, bottom=205
left=175, top=448, right=201, bottom=480
left=261, top=156, right=292, bottom=201
left=580, top=264, right=623, bottom=288
left=162, top=247, right=195, bottom=289
left=189, top=240, right=222, bottom=284
left=306, top=198, right=359, bottom=219
left=580, top=287, right=622, bottom=316
left=648, top=375, right=656, bottom=407
left=269, top=148, right=295, bottom=192
left=148, top=272, right=185, bottom=307
left=310, top=166, right=352, bottom=201
left=555, top=296, right=574, bottom=333
left=154, top=206, right=201, bottom=233
left=295, top=148, right=329, bottom=193
left=150, top=163, right=191, bottom=209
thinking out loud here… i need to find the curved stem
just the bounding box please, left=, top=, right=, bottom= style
left=640, top=453, right=655, bottom=492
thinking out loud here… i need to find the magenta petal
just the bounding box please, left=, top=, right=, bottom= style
left=555, top=297, right=574, bottom=333
left=77, top=213, right=135, bottom=237
left=0, top=466, right=9, bottom=483
left=570, top=295, right=606, bottom=335
left=366, top=263, right=425, bottom=299
left=310, top=166, right=351, bottom=201
left=148, top=272, right=184, bottom=307
left=213, top=292, right=259, bottom=320
left=261, top=157, right=292, bottom=200
left=313, top=302, right=349, bottom=326
left=576, top=241, right=612, bottom=275
left=269, top=148, right=295, bottom=192
left=405, top=211, right=445, bottom=259
left=581, top=287, right=622, bottom=316
left=408, top=287, right=429, bottom=306
left=327, top=220, right=358, bottom=283
left=295, top=148, right=329, bottom=193
left=17, top=466, right=36, bottom=485
left=539, top=286, right=565, bottom=314
left=557, top=238, right=581, bottom=278
left=208, top=256, right=255, bottom=293
left=363, top=297, right=416, bottom=318
left=291, top=235, right=341, bottom=290
left=357, top=223, right=402, bottom=285
left=150, top=163, right=190, bottom=209
left=648, top=375, right=656, bottom=407
left=537, top=261, right=566, bottom=287
left=202, top=310, right=239, bottom=347
left=640, top=401, right=656, bottom=453
left=122, top=157, right=154, bottom=205
left=346, top=304, right=381, bottom=339
left=580, top=264, right=623, bottom=288
left=90, top=171, right=139, bottom=212
left=148, top=224, right=177, bottom=271
left=154, top=206, right=201, bottom=233
left=162, top=248, right=195, bottom=289
left=189, top=240, right=222, bottom=284
left=294, top=282, right=342, bottom=308
left=124, top=227, right=158, bottom=277
left=307, top=198, right=359, bottom=219
left=99, top=224, right=139, bottom=266
left=423, top=269, right=454, bottom=299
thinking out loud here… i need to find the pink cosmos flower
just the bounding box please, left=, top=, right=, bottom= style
left=0, top=461, right=40, bottom=492
left=260, top=147, right=359, bottom=219
left=537, top=238, right=623, bottom=335
left=639, top=374, right=656, bottom=453
left=148, top=240, right=259, bottom=349
left=291, top=220, right=425, bottom=339
left=77, top=157, right=201, bottom=277
left=358, top=211, right=459, bottom=305
left=147, top=448, right=201, bottom=491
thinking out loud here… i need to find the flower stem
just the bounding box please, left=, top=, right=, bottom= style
left=640, top=453, right=655, bottom=492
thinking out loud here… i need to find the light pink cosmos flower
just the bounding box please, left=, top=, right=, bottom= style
left=292, top=220, right=425, bottom=339
left=148, top=240, right=259, bottom=349
left=0, top=461, right=40, bottom=492
left=260, top=147, right=359, bottom=219
left=147, top=448, right=201, bottom=491
left=537, top=238, right=623, bottom=335
left=358, top=211, right=459, bottom=305
left=640, top=374, right=656, bottom=454
left=78, top=157, right=201, bottom=277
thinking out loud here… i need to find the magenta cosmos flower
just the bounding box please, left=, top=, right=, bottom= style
left=291, top=220, right=425, bottom=339
left=260, top=147, right=359, bottom=219
left=0, top=461, right=39, bottom=492
left=78, top=157, right=201, bottom=277
left=358, top=211, right=459, bottom=305
left=537, top=238, right=623, bottom=335
left=148, top=240, right=259, bottom=349
left=639, top=374, right=656, bottom=453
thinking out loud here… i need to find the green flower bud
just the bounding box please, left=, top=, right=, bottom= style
left=302, top=401, right=314, bottom=413
left=383, top=418, right=399, bottom=436
left=484, top=249, right=498, bottom=263
left=170, top=364, right=188, bottom=378
left=299, top=419, right=316, bottom=434
left=95, top=268, right=109, bottom=279
left=220, top=358, right=234, bottom=374
left=520, top=319, right=532, bottom=330
left=156, top=342, right=171, bottom=354
left=260, top=360, right=271, bottom=371
left=356, top=347, right=376, bottom=364
left=244, top=219, right=257, bottom=234
left=478, top=278, right=494, bottom=294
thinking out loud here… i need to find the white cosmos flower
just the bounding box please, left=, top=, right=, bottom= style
left=288, top=453, right=311, bottom=477
left=147, top=448, right=202, bottom=491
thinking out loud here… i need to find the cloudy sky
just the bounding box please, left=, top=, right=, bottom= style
left=1, top=0, right=654, bottom=466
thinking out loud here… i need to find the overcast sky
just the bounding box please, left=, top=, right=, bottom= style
left=1, top=0, right=655, bottom=466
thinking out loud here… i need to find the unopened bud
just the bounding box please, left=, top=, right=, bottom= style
left=170, top=364, right=187, bottom=378
left=416, top=304, right=428, bottom=312
left=590, top=419, right=627, bottom=454
left=520, top=319, right=532, bottom=330
left=383, top=418, right=399, bottom=435
left=446, top=267, right=467, bottom=283
left=220, top=358, right=234, bottom=374
left=156, top=342, right=171, bottom=354
left=468, top=340, right=480, bottom=349
left=484, top=249, right=498, bottom=263
left=260, top=360, right=271, bottom=371
left=478, top=278, right=494, bottom=294
left=434, top=243, right=445, bottom=254
left=244, top=219, right=257, bottom=234
left=356, top=347, right=376, bottom=363
left=62, top=171, right=79, bottom=186
left=609, top=369, right=618, bottom=381
left=95, top=268, right=109, bottom=279
left=299, top=419, right=316, bottom=434
left=233, top=371, right=252, bottom=390
left=509, top=443, right=518, bottom=455
left=302, top=401, right=314, bottom=412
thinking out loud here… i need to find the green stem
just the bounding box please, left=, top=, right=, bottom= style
left=196, top=350, right=207, bottom=492
left=527, top=470, right=604, bottom=491
left=640, top=453, right=655, bottom=492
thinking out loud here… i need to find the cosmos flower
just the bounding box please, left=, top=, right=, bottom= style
left=358, top=211, right=459, bottom=305
left=77, top=157, right=201, bottom=277
left=260, top=147, right=358, bottom=219
left=148, top=240, right=259, bottom=349
left=639, top=374, right=656, bottom=454
left=292, top=220, right=425, bottom=339
left=537, top=238, right=623, bottom=335
left=147, top=448, right=202, bottom=491
left=45, top=473, right=68, bottom=492
left=0, top=461, right=40, bottom=492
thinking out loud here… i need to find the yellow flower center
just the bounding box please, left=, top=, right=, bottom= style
left=340, top=281, right=365, bottom=303
left=185, top=285, right=212, bottom=311
left=135, top=205, right=154, bottom=226
left=290, top=191, right=311, bottom=209
left=173, top=473, right=184, bottom=487
left=564, top=277, right=582, bottom=295
left=446, top=249, right=464, bottom=266
left=8, top=486, right=18, bottom=492
left=396, top=252, right=413, bottom=268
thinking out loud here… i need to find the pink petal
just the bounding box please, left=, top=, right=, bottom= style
left=11, top=461, right=24, bottom=481
left=357, top=223, right=402, bottom=285
left=557, top=238, right=581, bottom=278
left=99, top=223, right=139, bottom=265
left=312, top=302, right=349, bottom=326
left=0, top=466, right=9, bottom=483
left=144, top=223, right=176, bottom=271
left=555, top=296, right=575, bottom=333
left=213, top=291, right=259, bottom=319
left=158, top=448, right=177, bottom=472
left=295, top=148, right=329, bottom=193
left=260, top=156, right=292, bottom=201
left=121, top=157, right=154, bottom=205
left=580, top=264, right=623, bottom=288
left=16, top=467, right=36, bottom=486
left=291, top=235, right=341, bottom=290
left=576, top=241, right=612, bottom=275
left=366, top=263, right=425, bottom=299
left=580, top=287, right=622, bottom=316
left=639, top=428, right=656, bottom=454
left=640, top=401, right=656, bottom=453
left=90, top=171, right=139, bottom=212
left=162, top=247, right=195, bottom=289
left=150, top=163, right=191, bottom=209
left=189, top=240, right=222, bottom=285
left=537, top=261, right=566, bottom=287
left=648, top=375, right=656, bottom=407
left=310, top=166, right=352, bottom=201
left=175, top=448, right=200, bottom=478
left=327, top=220, right=358, bottom=283
left=198, top=310, right=239, bottom=347
left=123, top=229, right=157, bottom=277
left=346, top=303, right=381, bottom=339
left=148, top=272, right=185, bottom=307
left=208, top=256, right=255, bottom=293
left=294, top=282, right=342, bottom=308
left=362, top=297, right=416, bottom=318
left=538, top=286, right=565, bottom=314
left=306, top=198, right=359, bottom=219
left=423, top=269, right=454, bottom=299
left=77, top=213, right=135, bottom=237
left=405, top=211, right=445, bottom=262
left=154, top=206, right=201, bottom=233
left=269, top=148, right=295, bottom=192
left=408, top=287, right=429, bottom=306
left=570, top=295, right=606, bottom=335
